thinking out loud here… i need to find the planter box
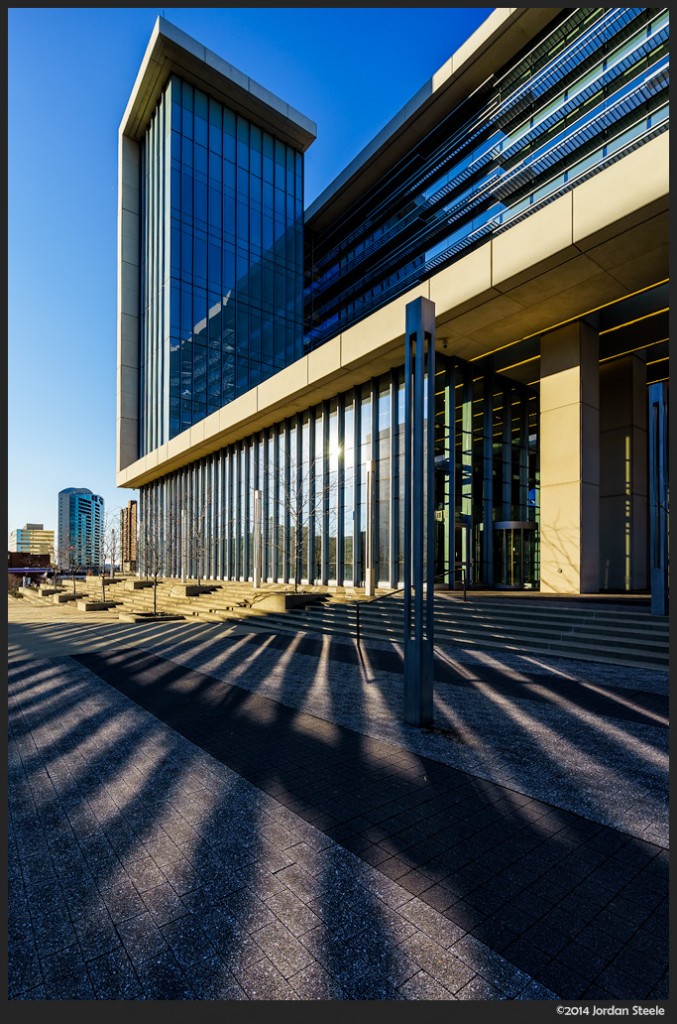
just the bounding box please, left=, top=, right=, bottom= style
left=118, top=611, right=185, bottom=623
left=76, top=600, right=118, bottom=611
left=253, top=592, right=325, bottom=612
left=125, top=580, right=155, bottom=590
left=53, top=593, right=81, bottom=603
left=169, top=583, right=219, bottom=597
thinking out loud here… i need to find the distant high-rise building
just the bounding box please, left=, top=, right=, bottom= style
left=8, top=524, right=55, bottom=559
left=120, top=499, right=138, bottom=573
left=57, top=488, right=104, bottom=571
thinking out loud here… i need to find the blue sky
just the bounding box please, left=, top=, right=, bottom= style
left=8, top=5, right=491, bottom=540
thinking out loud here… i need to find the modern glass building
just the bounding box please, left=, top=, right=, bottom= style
left=138, top=74, right=305, bottom=454
left=57, top=488, right=104, bottom=572
left=118, top=10, right=669, bottom=595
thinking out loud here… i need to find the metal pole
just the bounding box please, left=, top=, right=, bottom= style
left=403, top=297, right=435, bottom=726
left=365, top=459, right=376, bottom=596
left=649, top=382, right=669, bottom=615
left=253, top=489, right=262, bottom=589
left=180, top=509, right=187, bottom=583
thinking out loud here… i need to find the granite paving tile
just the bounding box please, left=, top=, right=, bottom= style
left=288, top=960, right=348, bottom=999
left=86, top=948, right=145, bottom=999
left=233, top=954, right=298, bottom=1000
left=185, top=951, right=248, bottom=1000
left=115, top=911, right=169, bottom=965
left=252, top=920, right=316, bottom=978
left=397, top=969, right=458, bottom=1000
left=72, top=906, right=122, bottom=961
left=140, top=880, right=190, bottom=926
left=134, top=948, right=196, bottom=999
left=400, top=931, right=476, bottom=993
left=39, top=945, right=98, bottom=1000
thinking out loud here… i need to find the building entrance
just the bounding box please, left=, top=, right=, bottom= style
left=493, top=521, right=538, bottom=589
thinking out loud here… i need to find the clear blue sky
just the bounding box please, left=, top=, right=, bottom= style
left=8, top=5, right=492, bottom=539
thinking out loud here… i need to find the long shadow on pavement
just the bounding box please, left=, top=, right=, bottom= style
left=73, top=642, right=669, bottom=1001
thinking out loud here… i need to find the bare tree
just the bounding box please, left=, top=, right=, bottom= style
left=271, top=462, right=339, bottom=592
left=99, top=507, right=121, bottom=602
left=184, top=503, right=211, bottom=587
left=62, top=544, right=79, bottom=595
left=137, top=500, right=177, bottom=616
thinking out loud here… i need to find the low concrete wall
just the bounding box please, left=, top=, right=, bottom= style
left=253, top=592, right=325, bottom=612
left=118, top=611, right=185, bottom=623
left=76, top=600, right=118, bottom=611
left=125, top=580, right=154, bottom=590
left=169, top=583, right=219, bottom=597
left=53, top=593, right=81, bottom=604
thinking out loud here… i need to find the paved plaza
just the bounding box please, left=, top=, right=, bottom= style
left=7, top=600, right=669, bottom=1002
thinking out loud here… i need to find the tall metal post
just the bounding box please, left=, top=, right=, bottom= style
left=253, top=489, right=262, bottom=589
left=404, top=297, right=435, bottom=726
left=649, top=382, right=669, bottom=615
left=365, top=459, right=376, bottom=596
left=180, top=508, right=187, bottom=583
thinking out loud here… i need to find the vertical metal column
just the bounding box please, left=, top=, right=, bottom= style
left=309, top=409, right=316, bottom=582
left=253, top=489, right=262, bottom=589
left=403, top=297, right=435, bottom=727
left=353, top=390, right=362, bottom=585
left=181, top=508, right=187, bottom=583
left=482, top=379, right=494, bottom=587
left=365, top=459, right=376, bottom=596
left=389, top=372, right=398, bottom=589
left=649, top=382, right=669, bottom=615
left=337, top=400, right=345, bottom=585
left=444, top=362, right=454, bottom=588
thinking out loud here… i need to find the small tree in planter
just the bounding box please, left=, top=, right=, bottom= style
left=184, top=502, right=211, bottom=588
left=137, top=501, right=176, bottom=616
left=99, top=507, right=121, bottom=603
left=63, top=544, right=79, bottom=594
left=273, top=464, right=339, bottom=593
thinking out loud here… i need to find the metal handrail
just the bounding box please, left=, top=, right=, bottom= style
left=354, top=584, right=409, bottom=647
left=353, top=571, right=468, bottom=645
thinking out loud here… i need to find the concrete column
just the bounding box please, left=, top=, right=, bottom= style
left=599, top=355, right=648, bottom=591
left=539, top=321, right=599, bottom=593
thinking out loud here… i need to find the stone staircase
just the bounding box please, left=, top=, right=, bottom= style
left=16, top=578, right=668, bottom=670
left=16, top=577, right=367, bottom=626
left=113, top=579, right=365, bottom=623
left=246, top=591, right=669, bottom=671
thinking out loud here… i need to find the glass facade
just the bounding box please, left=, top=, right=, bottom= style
left=139, top=75, right=304, bottom=456
left=304, top=7, right=669, bottom=349
left=139, top=356, right=539, bottom=589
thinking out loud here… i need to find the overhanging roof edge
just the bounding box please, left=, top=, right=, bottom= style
left=120, top=16, right=317, bottom=152
left=305, top=7, right=563, bottom=226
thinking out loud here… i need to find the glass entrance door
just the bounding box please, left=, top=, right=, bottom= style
left=493, top=521, right=538, bottom=589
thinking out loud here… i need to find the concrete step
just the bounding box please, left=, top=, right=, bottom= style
left=254, top=601, right=668, bottom=670
left=299, top=612, right=668, bottom=649
left=248, top=614, right=667, bottom=670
